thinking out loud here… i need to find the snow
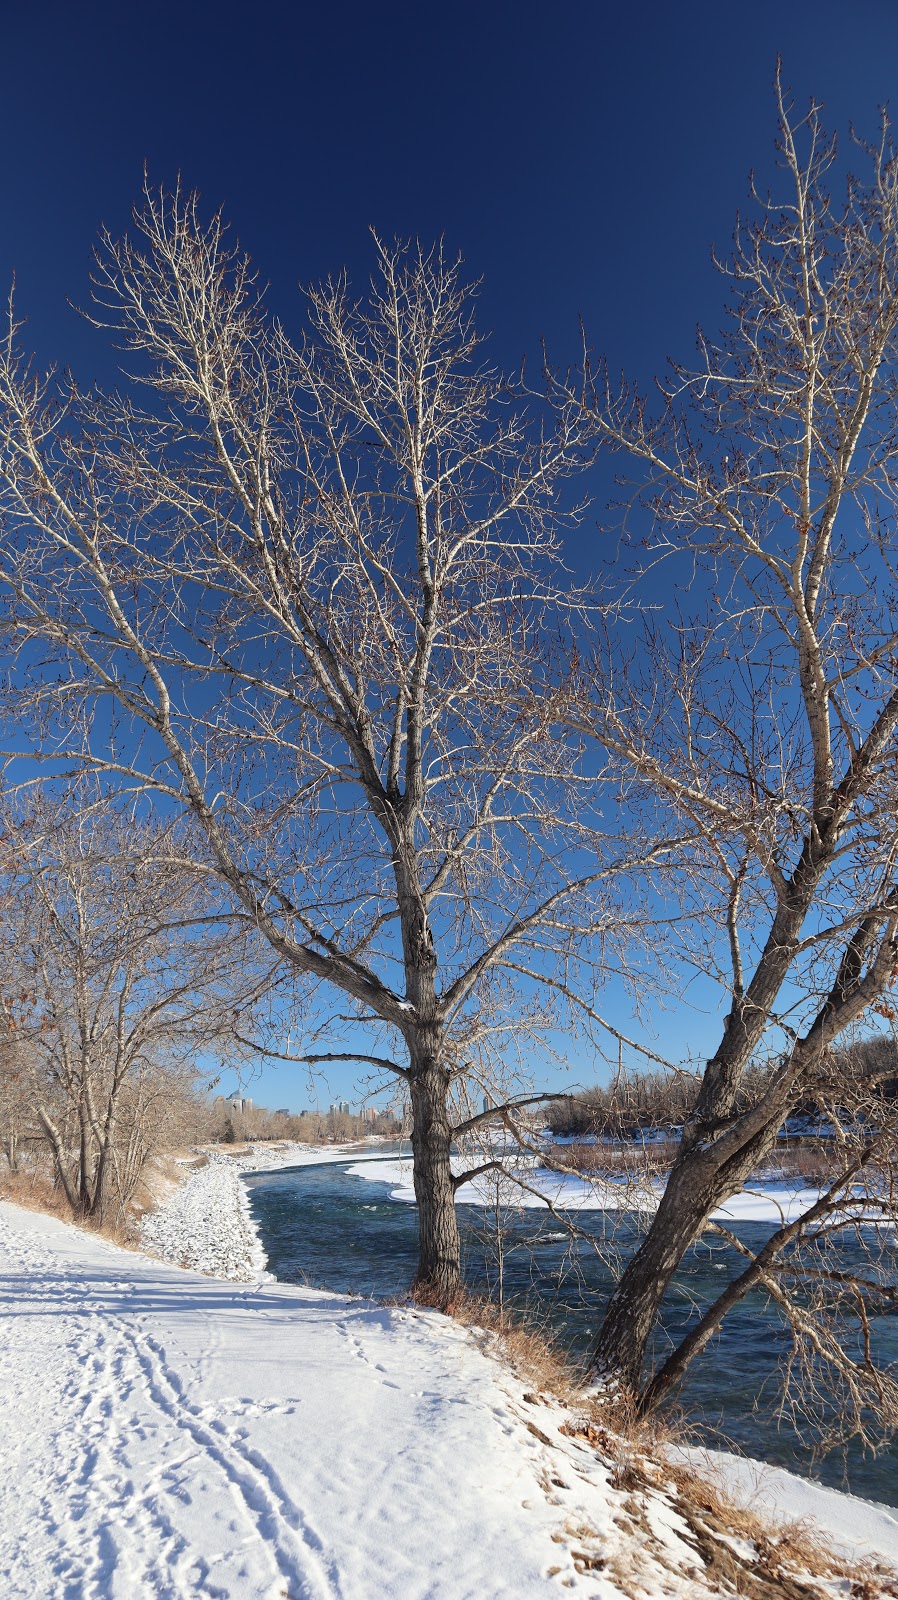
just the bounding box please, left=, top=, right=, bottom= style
left=140, top=1155, right=272, bottom=1281
left=346, top=1155, right=879, bottom=1225
left=4, top=1145, right=898, bottom=1596
left=139, top=1143, right=396, bottom=1280
left=0, top=1195, right=747, bottom=1600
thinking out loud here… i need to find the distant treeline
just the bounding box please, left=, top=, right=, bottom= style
left=548, top=1036, right=898, bottom=1139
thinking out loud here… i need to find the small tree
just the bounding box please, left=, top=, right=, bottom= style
left=0, top=1022, right=34, bottom=1173
left=0, top=799, right=252, bottom=1222
left=0, top=206, right=638, bottom=1300
left=576, top=77, right=898, bottom=1431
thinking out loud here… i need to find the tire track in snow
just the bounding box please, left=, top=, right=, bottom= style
left=109, top=1316, right=346, bottom=1600
left=0, top=1218, right=203, bottom=1599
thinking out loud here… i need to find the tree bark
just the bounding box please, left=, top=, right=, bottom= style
left=592, top=846, right=831, bottom=1390
left=593, top=1069, right=794, bottom=1390
left=409, top=1055, right=461, bottom=1306
left=592, top=1160, right=726, bottom=1391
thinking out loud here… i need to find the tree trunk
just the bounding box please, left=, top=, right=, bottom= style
left=593, top=1160, right=723, bottom=1390
left=592, top=863, right=830, bottom=1393
left=593, top=1103, right=788, bottom=1391
left=409, top=1055, right=460, bottom=1306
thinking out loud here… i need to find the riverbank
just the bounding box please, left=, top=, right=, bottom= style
left=139, top=1140, right=386, bottom=1279
left=138, top=1142, right=898, bottom=1580
left=4, top=1194, right=898, bottom=1598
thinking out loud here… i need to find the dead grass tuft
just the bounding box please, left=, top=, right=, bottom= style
left=0, top=1165, right=73, bottom=1219
left=558, top=1409, right=898, bottom=1598
left=667, top=1457, right=898, bottom=1598
left=442, top=1287, right=584, bottom=1403
left=0, top=1162, right=142, bottom=1249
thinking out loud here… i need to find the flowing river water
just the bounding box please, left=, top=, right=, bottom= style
left=244, top=1147, right=898, bottom=1506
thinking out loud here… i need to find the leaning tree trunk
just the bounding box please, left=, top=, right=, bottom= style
left=592, top=1158, right=727, bottom=1391
left=593, top=859, right=832, bottom=1394
left=409, top=1051, right=461, bottom=1306
left=593, top=1097, right=790, bottom=1392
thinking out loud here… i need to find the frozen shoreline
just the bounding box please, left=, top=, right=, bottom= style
left=345, top=1151, right=841, bottom=1224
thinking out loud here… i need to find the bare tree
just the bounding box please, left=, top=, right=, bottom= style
left=572, top=77, right=898, bottom=1415
left=0, top=1019, right=34, bottom=1173
left=0, top=207, right=645, bottom=1300
left=0, top=797, right=252, bottom=1222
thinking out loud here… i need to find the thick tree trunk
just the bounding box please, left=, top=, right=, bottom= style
left=390, top=826, right=462, bottom=1306
left=409, top=1056, right=461, bottom=1306
left=592, top=1159, right=726, bottom=1391
left=593, top=1087, right=798, bottom=1392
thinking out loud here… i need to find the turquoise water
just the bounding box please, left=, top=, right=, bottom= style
left=244, top=1151, right=898, bottom=1506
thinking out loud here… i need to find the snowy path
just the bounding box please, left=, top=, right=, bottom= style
left=0, top=1200, right=643, bottom=1599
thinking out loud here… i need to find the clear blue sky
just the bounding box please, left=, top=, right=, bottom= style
left=5, top=2, right=897, bottom=1108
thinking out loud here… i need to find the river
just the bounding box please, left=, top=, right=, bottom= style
left=244, top=1147, right=898, bottom=1506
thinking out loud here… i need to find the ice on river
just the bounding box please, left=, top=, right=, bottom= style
left=345, top=1154, right=838, bottom=1224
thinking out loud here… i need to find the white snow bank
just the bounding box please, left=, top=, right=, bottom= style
left=345, top=1155, right=835, bottom=1224
left=140, top=1153, right=270, bottom=1281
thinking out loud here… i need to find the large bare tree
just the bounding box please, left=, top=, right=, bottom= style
left=575, top=80, right=898, bottom=1409
left=0, top=208, right=641, bottom=1299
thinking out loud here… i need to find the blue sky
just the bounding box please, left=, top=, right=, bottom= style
left=5, top=2, right=898, bottom=1110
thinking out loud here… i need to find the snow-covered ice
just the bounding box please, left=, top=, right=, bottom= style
left=345, top=1153, right=844, bottom=1224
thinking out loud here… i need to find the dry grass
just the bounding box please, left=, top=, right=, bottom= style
left=557, top=1411, right=898, bottom=1598
left=666, top=1456, right=898, bottom=1598
left=551, top=1139, right=680, bottom=1177
left=412, top=1285, right=584, bottom=1403
left=433, top=1288, right=898, bottom=1597
left=0, top=1160, right=141, bottom=1249
left=0, top=1164, right=73, bottom=1220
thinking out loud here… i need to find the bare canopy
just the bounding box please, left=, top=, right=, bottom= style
left=0, top=206, right=641, bottom=1300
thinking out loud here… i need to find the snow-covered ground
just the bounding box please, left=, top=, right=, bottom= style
left=4, top=1144, right=898, bottom=1597
left=139, top=1155, right=272, bottom=1281
left=0, top=1196, right=784, bottom=1600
